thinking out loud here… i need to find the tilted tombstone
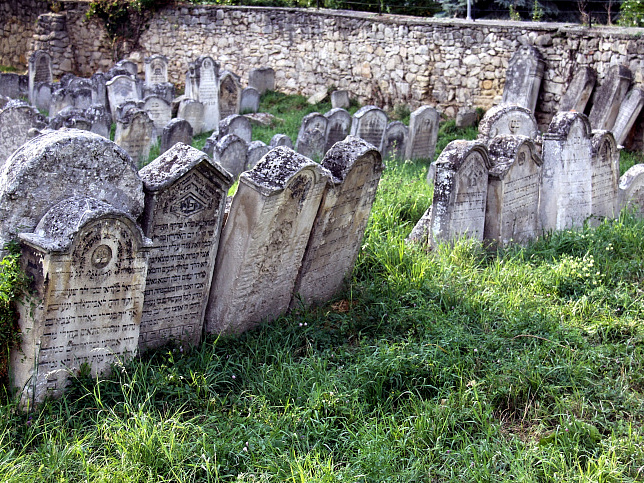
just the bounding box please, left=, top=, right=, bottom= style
left=142, top=82, right=175, bottom=104
left=292, top=136, right=384, bottom=307
left=218, top=114, right=252, bottom=143
left=246, top=140, right=270, bottom=170
left=383, top=121, right=409, bottom=161
left=405, top=105, right=439, bottom=161
left=105, top=66, right=133, bottom=82
left=48, top=106, right=92, bottom=131
left=144, top=54, right=169, bottom=86
left=177, top=98, right=205, bottom=135
left=559, top=66, right=596, bottom=113
left=611, top=88, right=644, bottom=146
left=33, top=82, right=54, bottom=112
left=215, top=133, right=248, bottom=179
left=0, top=129, right=144, bottom=249
left=539, top=112, right=593, bottom=232
left=161, top=118, right=193, bottom=154
left=296, top=112, right=328, bottom=160
left=28, top=50, right=52, bottom=105
left=0, top=73, right=28, bottom=99
left=204, top=147, right=331, bottom=335
left=114, top=109, right=155, bottom=168
left=202, top=132, right=219, bottom=158
left=13, top=197, right=150, bottom=406
left=350, top=106, right=387, bottom=152
left=115, top=59, right=138, bottom=77
left=240, top=87, right=260, bottom=114
left=618, top=164, right=644, bottom=214
left=85, top=104, right=112, bottom=139
left=219, top=71, right=242, bottom=119
left=106, top=75, right=140, bottom=120
left=138, top=143, right=233, bottom=351
left=142, top=95, right=172, bottom=137
left=270, top=133, right=293, bottom=149
left=501, top=45, right=546, bottom=113
left=477, top=104, right=540, bottom=141
left=324, top=108, right=352, bottom=152
left=484, top=135, right=542, bottom=246
left=248, top=67, right=275, bottom=95
left=590, top=131, right=619, bottom=220
left=0, top=102, right=46, bottom=166
left=194, top=56, right=220, bottom=132
left=331, top=90, right=351, bottom=109
left=588, top=65, right=633, bottom=131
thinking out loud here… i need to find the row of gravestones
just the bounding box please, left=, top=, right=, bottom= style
left=409, top=104, right=644, bottom=247
left=4, top=129, right=383, bottom=408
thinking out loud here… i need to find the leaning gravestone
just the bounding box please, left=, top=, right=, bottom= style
left=539, top=112, right=593, bottom=232
left=271, top=133, right=293, bottom=149
left=292, top=136, right=384, bottom=307
left=240, top=87, right=260, bottom=114
left=350, top=106, right=387, bottom=152
left=0, top=102, right=47, bottom=166
left=590, top=131, right=619, bottom=220
left=559, top=66, right=596, bottom=113
left=405, top=105, right=439, bottom=161
left=246, top=140, right=270, bottom=170
left=248, top=67, right=275, bottom=95
left=144, top=54, right=168, bottom=86
left=296, top=112, right=328, bottom=160
left=324, top=108, right=352, bottom=152
left=0, top=129, right=144, bottom=249
left=331, top=90, right=351, bottom=109
left=611, top=87, right=644, bottom=146
left=178, top=98, right=205, bottom=135
left=214, top=134, right=248, bottom=179
left=484, top=135, right=542, bottom=246
left=588, top=65, right=633, bottom=132
left=205, top=147, right=330, bottom=335
left=478, top=104, right=540, bottom=141
left=501, top=45, right=545, bottom=113
left=138, top=143, right=233, bottom=351
left=218, top=114, right=252, bottom=143
left=383, top=121, right=408, bottom=160
left=28, top=50, right=52, bottom=105
left=161, top=118, right=193, bottom=154
left=219, top=71, right=242, bottom=119
left=13, top=197, right=150, bottom=407
left=114, top=109, right=155, bottom=168
left=142, top=95, right=172, bottom=137
left=618, top=164, right=644, bottom=214
left=107, top=75, right=140, bottom=119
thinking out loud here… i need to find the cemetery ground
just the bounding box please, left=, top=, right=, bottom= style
left=0, top=94, right=643, bottom=481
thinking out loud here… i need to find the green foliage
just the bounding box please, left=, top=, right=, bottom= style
left=0, top=65, right=18, bottom=73
left=532, top=0, right=544, bottom=20
left=509, top=3, right=521, bottom=19
left=619, top=0, right=644, bottom=26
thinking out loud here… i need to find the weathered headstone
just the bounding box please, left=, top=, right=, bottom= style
left=559, top=66, right=596, bottom=113
left=248, top=67, right=275, bottom=95
left=296, top=112, right=328, bottom=160
left=13, top=197, right=150, bottom=406
left=33, top=82, right=54, bottom=112
left=115, top=100, right=141, bottom=122
left=246, top=140, right=270, bottom=170
left=215, top=134, right=248, bottom=179
left=484, top=135, right=542, bottom=246
left=48, top=106, right=92, bottom=131
left=204, top=147, right=330, bottom=335
left=161, top=118, right=193, bottom=155
left=456, top=107, right=478, bottom=128
left=194, top=56, right=220, bottom=132
left=0, top=102, right=46, bottom=166
left=324, top=108, right=352, bottom=152
left=590, top=131, right=619, bottom=220
left=115, top=59, right=138, bottom=77
left=28, top=50, right=52, bottom=105
left=106, top=75, right=140, bottom=120
left=477, top=104, right=540, bottom=141
left=0, top=73, right=28, bottom=99
left=114, top=109, right=155, bottom=167
left=618, top=164, right=644, bottom=214
left=219, top=71, right=242, bottom=119
left=142, top=82, right=175, bottom=104
left=539, top=112, right=593, bottom=231
left=292, top=136, right=384, bottom=307
left=138, top=143, right=233, bottom=351
left=350, top=106, right=387, bottom=152
left=405, top=105, right=439, bottom=161
left=588, top=65, right=633, bottom=132
left=177, top=98, right=205, bottom=135
left=218, top=114, right=252, bottom=143
left=144, top=54, right=168, bottom=86
left=383, top=121, right=408, bottom=160
left=331, top=90, right=351, bottom=109
left=49, top=87, right=93, bottom=117
left=91, top=72, right=108, bottom=107
left=142, top=95, right=172, bottom=137
left=240, top=87, right=260, bottom=114
left=270, top=133, right=293, bottom=149
left=85, top=104, right=112, bottom=139
left=501, top=45, right=545, bottom=112
left=611, top=88, right=644, bottom=146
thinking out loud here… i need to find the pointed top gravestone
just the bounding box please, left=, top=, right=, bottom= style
left=219, top=71, right=242, bottom=119
left=501, top=45, right=545, bottom=113
left=28, top=50, right=52, bottom=105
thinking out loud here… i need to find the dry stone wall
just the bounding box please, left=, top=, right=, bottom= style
left=0, top=0, right=49, bottom=68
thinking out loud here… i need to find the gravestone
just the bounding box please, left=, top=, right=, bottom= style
left=142, top=82, right=175, bottom=104
left=590, top=131, right=619, bottom=220
left=115, top=59, right=138, bottom=77
left=144, top=54, right=168, bottom=85
left=219, top=71, right=242, bottom=119
left=48, top=106, right=92, bottom=131
left=484, top=135, right=542, bottom=246
left=383, top=121, right=409, bottom=160
left=270, top=133, right=293, bottom=149
left=246, top=140, right=270, bottom=170
left=456, top=107, right=478, bottom=128
left=240, top=87, right=260, bottom=114
left=405, top=106, right=439, bottom=161
left=161, top=118, right=193, bottom=155
left=0, top=73, right=28, bottom=99
left=501, top=45, right=545, bottom=112
left=477, top=104, right=540, bottom=141
left=218, top=114, right=252, bottom=143
left=177, top=98, right=205, bottom=135
left=0, top=129, right=144, bottom=249
left=107, top=75, right=140, bottom=119
left=331, top=90, right=351, bottom=109
left=138, top=143, right=233, bottom=351
left=0, top=102, right=46, bottom=166
left=296, top=112, right=328, bottom=160
left=50, top=87, right=93, bottom=117
left=85, top=104, right=112, bottom=139
left=28, top=50, right=52, bottom=105
left=539, top=112, right=593, bottom=231
left=292, top=136, right=384, bottom=307
left=248, top=67, right=275, bottom=95
left=350, top=106, right=387, bottom=152
left=194, top=56, right=220, bottom=132
left=33, top=82, right=54, bottom=112
left=588, top=65, right=633, bottom=131
left=611, top=88, right=644, bottom=146
left=115, top=100, right=141, bottom=121
left=13, top=197, right=150, bottom=406
left=204, top=147, right=330, bottom=335
left=114, top=109, right=155, bottom=168
left=559, top=66, right=596, bottom=113
left=91, top=72, right=108, bottom=108
left=324, top=108, right=352, bottom=152
left=142, top=95, right=172, bottom=137
left=215, top=134, right=248, bottom=179
left=618, top=164, right=644, bottom=214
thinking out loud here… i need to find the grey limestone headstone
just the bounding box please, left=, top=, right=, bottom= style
left=85, top=104, right=112, bottom=139
left=559, top=66, right=596, bottom=113
left=0, top=102, right=47, bottom=166
left=161, top=118, right=193, bottom=155
left=115, top=59, right=138, bottom=77
left=48, top=106, right=92, bottom=131
left=484, top=135, right=542, bottom=246
left=107, top=75, right=140, bottom=120
left=115, top=100, right=141, bottom=122
left=324, top=108, right=352, bottom=152
left=456, top=107, right=478, bottom=128
left=246, top=140, right=270, bottom=170
left=477, top=104, right=540, bottom=141
left=219, top=71, right=242, bottom=120
left=142, top=82, right=175, bottom=104
left=611, top=87, right=644, bottom=146
left=138, top=143, right=233, bottom=351
left=588, top=65, right=633, bottom=132
left=296, top=112, right=328, bottom=161
left=142, top=95, right=172, bottom=137
left=218, top=114, right=252, bottom=143
left=204, top=147, right=331, bottom=335
left=0, top=129, right=144, bottom=249
left=33, top=82, right=54, bottom=112
left=49, top=87, right=93, bottom=117
left=590, top=131, right=619, bottom=220
left=240, top=87, right=260, bottom=114
left=91, top=72, right=108, bottom=108
left=144, top=54, right=169, bottom=86
left=248, top=67, right=275, bottom=95
left=383, top=121, right=408, bottom=161
left=28, top=50, right=52, bottom=105
left=331, top=90, right=351, bottom=109
left=114, top=109, right=155, bottom=168
left=178, top=98, right=205, bottom=135
left=405, top=105, right=439, bottom=161
left=270, top=133, right=293, bottom=149
left=192, top=56, right=220, bottom=132
left=215, top=133, right=249, bottom=179
left=501, top=45, right=545, bottom=113
left=0, top=73, right=28, bottom=99
left=292, top=136, right=384, bottom=307
left=618, top=164, right=644, bottom=214
left=350, top=106, right=387, bottom=152
left=539, top=112, right=593, bottom=232
left=13, top=196, right=150, bottom=406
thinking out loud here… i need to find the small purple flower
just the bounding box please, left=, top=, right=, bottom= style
left=232, top=375, right=236, bottom=379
